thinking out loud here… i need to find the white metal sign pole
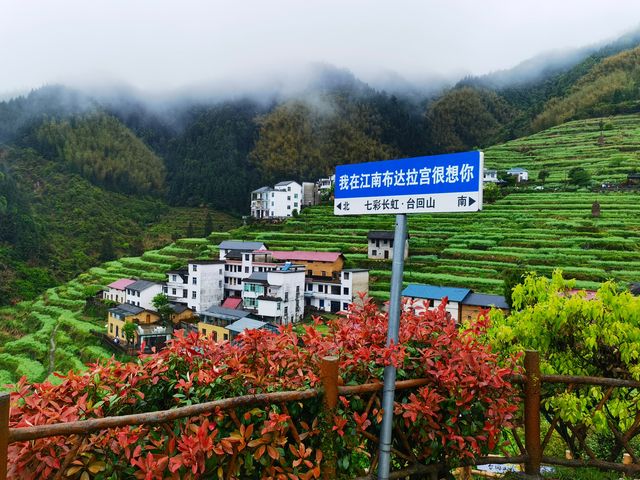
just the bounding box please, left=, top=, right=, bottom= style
left=377, top=213, right=407, bottom=480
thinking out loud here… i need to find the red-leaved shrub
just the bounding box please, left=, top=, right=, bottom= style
left=9, top=299, right=520, bottom=479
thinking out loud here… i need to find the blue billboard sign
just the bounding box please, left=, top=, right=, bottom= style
left=334, top=151, right=483, bottom=215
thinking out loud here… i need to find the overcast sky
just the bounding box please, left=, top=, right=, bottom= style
left=2, top=0, right=640, bottom=96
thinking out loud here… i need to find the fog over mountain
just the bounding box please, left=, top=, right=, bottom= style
left=2, top=0, right=640, bottom=99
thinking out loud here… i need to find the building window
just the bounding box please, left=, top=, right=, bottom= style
left=244, top=267, right=249, bottom=273
left=192, top=306, right=197, bottom=312
left=224, top=333, right=229, bottom=340
left=343, top=302, right=349, bottom=310
left=294, top=193, right=298, bottom=198
left=344, top=272, right=350, bottom=280
left=137, top=291, right=140, bottom=297
left=343, top=287, right=350, bottom=295
left=193, top=265, right=198, bottom=272
left=192, top=278, right=197, bottom=285
left=319, top=299, right=324, bottom=308
left=296, top=286, right=300, bottom=295
left=110, top=323, right=113, bottom=333
left=219, top=280, right=222, bottom=288
left=219, top=268, right=222, bottom=275
left=172, top=288, right=177, bottom=295
left=294, top=202, right=298, bottom=208
left=372, top=249, right=377, bottom=256
left=172, top=275, right=177, bottom=282
left=277, top=302, right=281, bottom=310
left=183, top=289, right=188, bottom=298
left=284, top=292, right=289, bottom=301
left=192, top=291, right=197, bottom=299
left=163, top=286, right=167, bottom=293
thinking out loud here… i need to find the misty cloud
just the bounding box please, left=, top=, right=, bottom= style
left=2, top=0, right=640, bottom=97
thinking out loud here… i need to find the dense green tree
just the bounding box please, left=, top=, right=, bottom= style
left=164, top=100, right=263, bottom=214
left=203, top=211, right=213, bottom=237
left=250, top=97, right=395, bottom=183
left=568, top=166, right=592, bottom=186
left=482, top=183, right=501, bottom=204
left=502, top=265, right=527, bottom=309
left=99, top=236, right=115, bottom=261
left=538, top=169, right=550, bottom=183
left=30, top=113, right=165, bottom=195
left=123, top=321, right=137, bottom=346
left=488, top=271, right=640, bottom=460
left=152, top=293, right=174, bottom=331
left=426, top=87, right=517, bottom=153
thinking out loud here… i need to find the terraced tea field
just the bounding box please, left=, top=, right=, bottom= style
left=485, top=114, right=640, bottom=185
left=234, top=192, right=640, bottom=299
left=0, top=236, right=228, bottom=385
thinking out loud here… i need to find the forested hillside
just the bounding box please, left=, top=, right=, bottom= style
left=0, top=146, right=238, bottom=305
left=29, top=113, right=166, bottom=195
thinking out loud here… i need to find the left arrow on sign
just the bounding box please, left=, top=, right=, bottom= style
left=336, top=202, right=342, bottom=210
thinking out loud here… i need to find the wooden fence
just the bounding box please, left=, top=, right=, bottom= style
left=1, top=351, right=640, bottom=479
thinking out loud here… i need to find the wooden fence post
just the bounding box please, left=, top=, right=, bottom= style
left=524, top=350, right=542, bottom=478
left=0, top=392, right=10, bottom=480
left=320, top=356, right=339, bottom=480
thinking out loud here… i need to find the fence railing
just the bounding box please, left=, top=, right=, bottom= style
left=2, top=351, right=640, bottom=479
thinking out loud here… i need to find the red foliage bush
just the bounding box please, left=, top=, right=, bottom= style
left=9, top=299, right=520, bottom=479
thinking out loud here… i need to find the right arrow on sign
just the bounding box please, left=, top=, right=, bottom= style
left=468, top=197, right=476, bottom=206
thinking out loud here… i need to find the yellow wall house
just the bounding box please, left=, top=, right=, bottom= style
left=263, top=251, right=345, bottom=278
left=107, top=303, right=160, bottom=343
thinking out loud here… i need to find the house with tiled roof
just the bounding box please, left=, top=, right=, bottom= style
left=402, top=284, right=472, bottom=323
left=104, top=278, right=135, bottom=304
left=250, top=181, right=302, bottom=219
left=367, top=231, right=409, bottom=260
left=402, top=284, right=510, bottom=323
left=125, top=280, right=163, bottom=310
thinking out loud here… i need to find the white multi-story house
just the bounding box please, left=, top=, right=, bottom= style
left=241, top=264, right=305, bottom=325
left=125, top=280, right=163, bottom=310
left=272, top=181, right=302, bottom=217
left=104, top=278, right=135, bottom=304
left=218, top=240, right=267, bottom=260
left=250, top=187, right=272, bottom=219
left=249, top=181, right=303, bottom=219
left=483, top=169, right=499, bottom=183
left=317, top=175, right=334, bottom=192
left=305, top=269, right=369, bottom=313
left=507, top=167, right=529, bottom=182
left=186, top=260, right=225, bottom=313
left=367, top=231, right=409, bottom=260
left=164, top=269, right=189, bottom=304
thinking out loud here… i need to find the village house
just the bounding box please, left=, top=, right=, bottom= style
left=402, top=284, right=472, bottom=323
left=125, top=280, right=163, bottom=310
left=104, top=278, right=135, bottom=304
left=197, top=305, right=251, bottom=342
left=218, top=240, right=267, bottom=260
left=402, top=283, right=510, bottom=324
left=507, top=167, right=529, bottom=182
left=164, top=269, right=188, bottom=303
left=305, top=269, right=369, bottom=313
left=227, top=318, right=276, bottom=341
left=106, top=303, right=161, bottom=344
left=483, top=169, right=499, bottom=183
left=250, top=181, right=303, bottom=219
left=241, top=264, right=306, bottom=325
left=186, top=260, right=225, bottom=313
left=367, top=231, right=409, bottom=260
left=459, top=293, right=510, bottom=322
left=224, top=248, right=369, bottom=314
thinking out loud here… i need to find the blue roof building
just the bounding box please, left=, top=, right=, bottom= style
left=402, top=284, right=471, bottom=303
